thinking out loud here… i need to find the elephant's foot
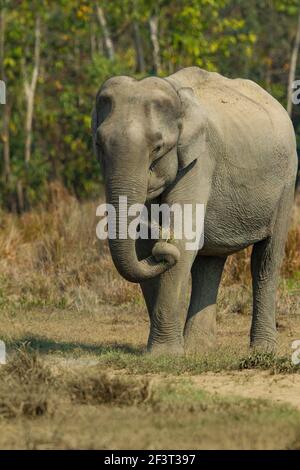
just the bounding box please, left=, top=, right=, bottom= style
left=184, top=309, right=217, bottom=355
left=147, top=341, right=184, bottom=357
left=184, top=330, right=217, bottom=355
left=250, top=338, right=277, bottom=354
left=250, top=328, right=278, bottom=354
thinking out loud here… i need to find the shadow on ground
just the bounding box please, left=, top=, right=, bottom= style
left=7, top=336, right=144, bottom=356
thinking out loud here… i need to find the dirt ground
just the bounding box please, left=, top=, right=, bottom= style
left=191, top=371, right=300, bottom=410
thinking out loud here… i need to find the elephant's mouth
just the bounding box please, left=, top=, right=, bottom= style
left=147, top=184, right=165, bottom=200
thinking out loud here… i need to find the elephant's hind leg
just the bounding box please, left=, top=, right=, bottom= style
left=184, top=255, right=226, bottom=354
left=250, top=185, right=295, bottom=352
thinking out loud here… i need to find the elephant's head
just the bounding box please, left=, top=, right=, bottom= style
left=92, top=75, right=206, bottom=283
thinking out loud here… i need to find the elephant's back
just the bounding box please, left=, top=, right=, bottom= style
left=170, top=67, right=296, bottom=176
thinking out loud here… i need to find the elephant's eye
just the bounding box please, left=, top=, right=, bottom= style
left=154, top=144, right=162, bottom=154
left=149, top=154, right=164, bottom=172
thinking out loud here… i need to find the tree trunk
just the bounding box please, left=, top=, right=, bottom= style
left=0, top=7, right=4, bottom=75
left=0, top=6, right=10, bottom=182
left=23, top=15, right=41, bottom=164
left=133, top=21, right=145, bottom=73
left=2, top=104, right=11, bottom=182
left=96, top=5, right=115, bottom=61
left=16, top=180, right=24, bottom=213
left=90, top=21, right=97, bottom=60
left=287, top=11, right=300, bottom=117
left=149, top=15, right=161, bottom=75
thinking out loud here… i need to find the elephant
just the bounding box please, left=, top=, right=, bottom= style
left=92, top=66, right=298, bottom=356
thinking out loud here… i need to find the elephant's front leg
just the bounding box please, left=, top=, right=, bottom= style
left=147, top=250, right=195, bottom=356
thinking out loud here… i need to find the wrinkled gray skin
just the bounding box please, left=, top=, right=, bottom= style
left=92, top=67, right=298, bottom=356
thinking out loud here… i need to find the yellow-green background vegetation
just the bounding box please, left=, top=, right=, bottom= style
left=0, top=0, right=300, bottom=209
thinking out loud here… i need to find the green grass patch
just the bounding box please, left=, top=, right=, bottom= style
left=88, top=348, right=300, bottom=375
left=6, top=340, right=299, bottom=375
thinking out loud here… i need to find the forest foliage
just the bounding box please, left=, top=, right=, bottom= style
left=0, top=0, right=300, bottom=210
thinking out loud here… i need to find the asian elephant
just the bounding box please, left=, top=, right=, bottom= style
left=92, top=67, right=298, bottom=356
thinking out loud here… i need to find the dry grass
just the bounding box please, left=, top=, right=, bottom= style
left=0, top=182, right=298, bottom=316
left=282, top=192, right=300, bottom=277
left=0, top=346, right=55, bottom=419
left=0, top=347, right=153, bottom=417
left=0, top=182, right=141, bottom=312
left=69, top=373, right=152, bottom=406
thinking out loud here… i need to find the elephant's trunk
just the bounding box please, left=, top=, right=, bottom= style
left=106, top=178, right=180, bottom=283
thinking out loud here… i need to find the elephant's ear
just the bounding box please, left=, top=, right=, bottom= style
left=177, top=87, right=207, bottom=170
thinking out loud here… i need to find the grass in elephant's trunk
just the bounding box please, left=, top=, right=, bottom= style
left=0, top=182, right=299, bottom=449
